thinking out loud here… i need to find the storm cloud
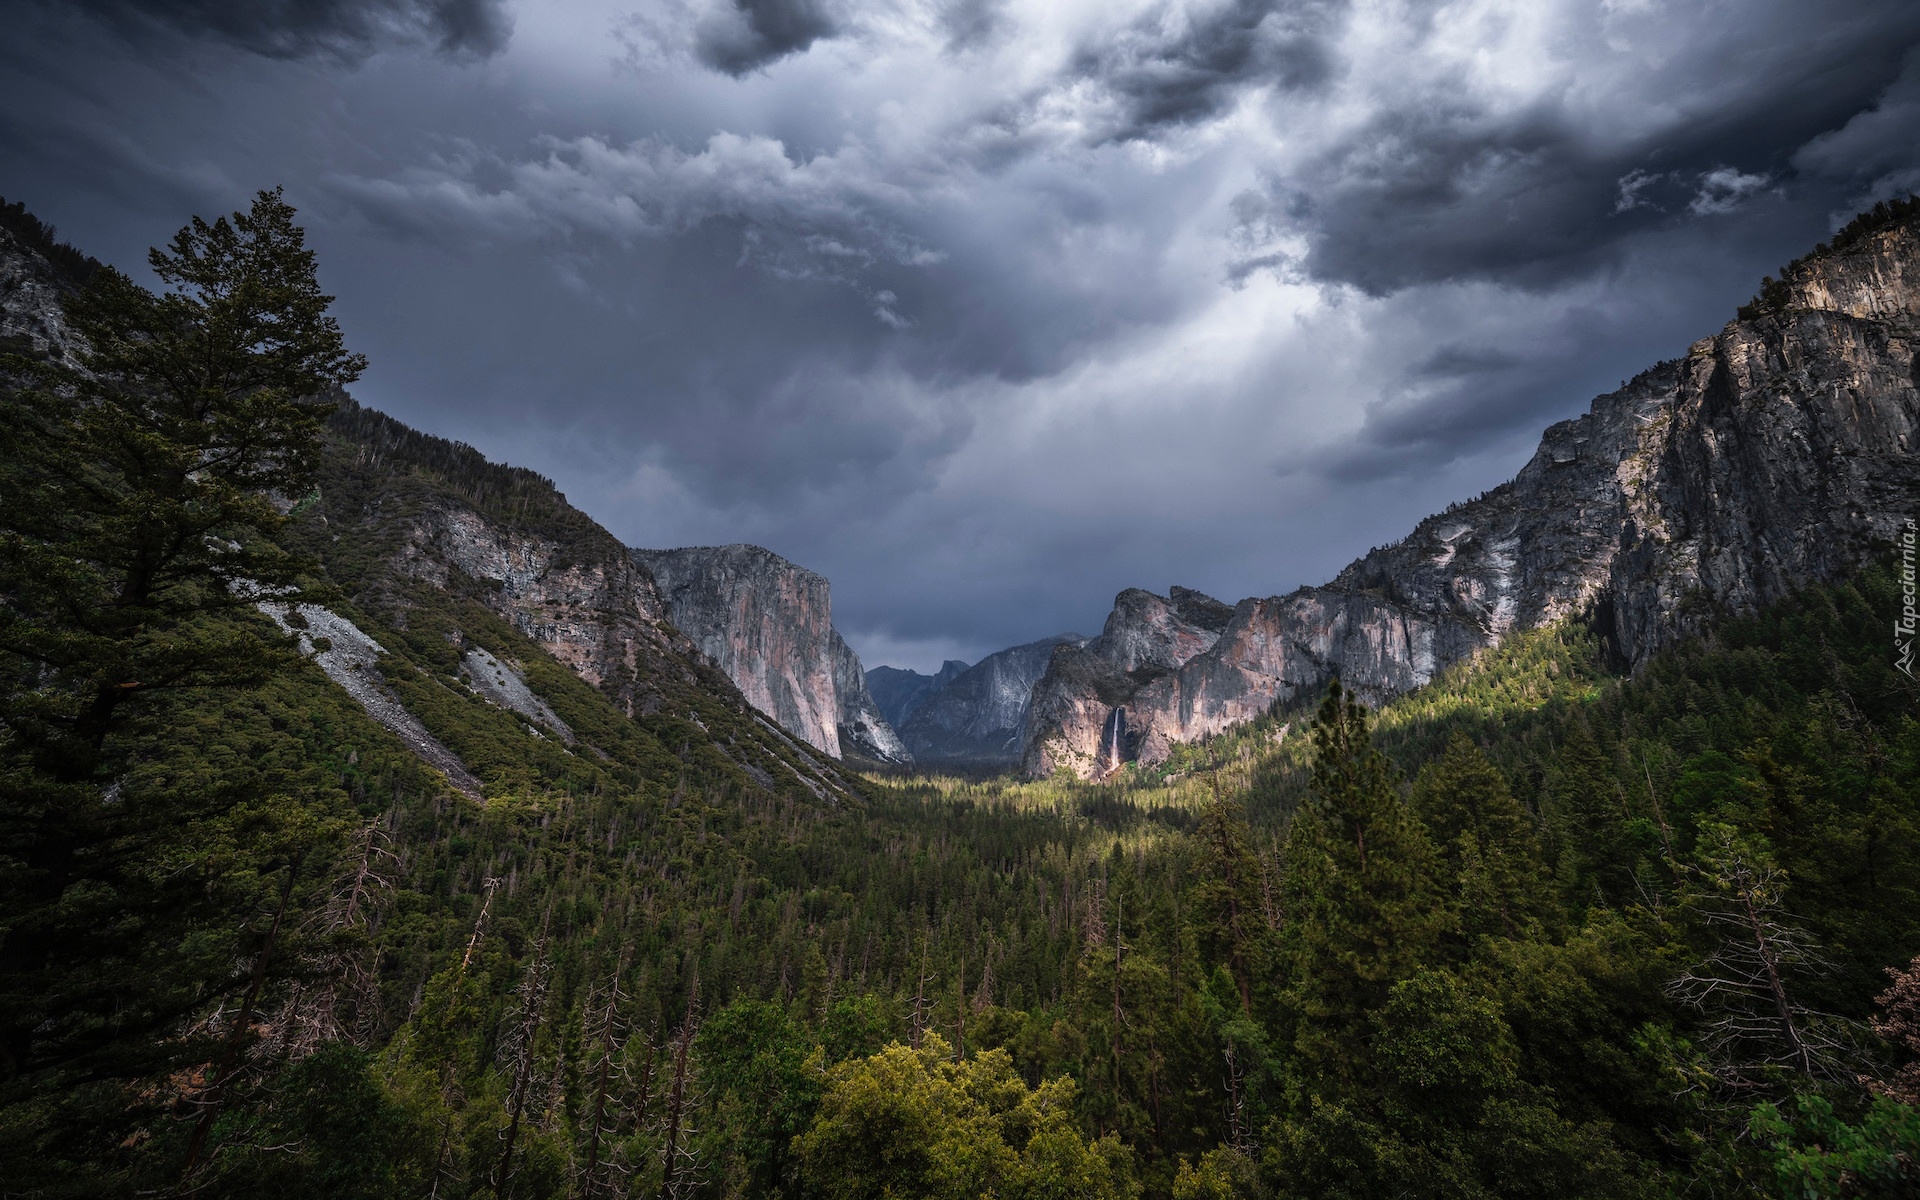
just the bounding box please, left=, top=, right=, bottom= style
left=58, top=0, right=513, bottom=60
left=1075, top=0, right=1346, bottom=140
left=3, top=0, right=1918, bottom=670
left=695, top=0, right=839, bottom=75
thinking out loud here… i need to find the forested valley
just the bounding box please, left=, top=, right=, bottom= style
left=2, top=193, right=1918, bottom=1200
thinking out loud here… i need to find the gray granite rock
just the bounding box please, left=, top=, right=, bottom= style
left=633, top=544, right=910, bottom=763
left=1023, top=218, right=1920, bottom=778
left=896, top=634, right=1085, bottom=765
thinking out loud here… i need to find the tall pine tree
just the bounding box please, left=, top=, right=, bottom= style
left=0, top=189, right=364, bottom=1190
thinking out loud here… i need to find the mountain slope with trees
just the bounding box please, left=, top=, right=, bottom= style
left=0, top=193, right=1916, bottom=1200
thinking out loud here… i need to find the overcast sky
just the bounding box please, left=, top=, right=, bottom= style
left=5, top=0, right=1919, bottom=671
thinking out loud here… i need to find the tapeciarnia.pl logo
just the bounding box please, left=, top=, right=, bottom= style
left=1900, top=516, right=1917, bottom=679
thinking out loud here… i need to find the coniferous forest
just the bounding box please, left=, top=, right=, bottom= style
left=2, top=193, right=1919, bottom=1200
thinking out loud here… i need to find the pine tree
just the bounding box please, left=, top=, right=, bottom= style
left=1189, top=783, right=1269, bottom=1014
left=1541, top=716, right=1638, bottom=909
left=0, top=189, right=365, bottom=1190
left=1266, top=682, right=1447, bottom=1193
left=1278, top=681, right=1445, bottom=1089
left=1410, top=732, right=1554, bottom=942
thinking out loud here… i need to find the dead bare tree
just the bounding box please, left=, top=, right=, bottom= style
left=1082, top=879, right=1108, bottom=951
left=272, top=820, right=399, bottom=1057
left=972, top=942, right=996, bottom=1014
left=463, top=875, right=502, bottom=971
left=658, top=975, right=704, bottom=1200
left=1669, top=829, right=1854, bottom=1091
left=493, top=904, right=555, bottom=1198
left=426, top=876, right=504, bottom=1200
left=578, top=956, right=639, bottom=1199
left=1223, top=1042, right=1253, bottom=1156
left=909, top=932, right=931, bottom=1050
left=1257, top=852, right=1283, bottom=934
left=954, top=954, right=968, bottom=1062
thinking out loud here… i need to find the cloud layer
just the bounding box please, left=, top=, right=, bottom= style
left=66, top=0, right=513, bottom=59
left=4, top=0, right=1918, bottom=670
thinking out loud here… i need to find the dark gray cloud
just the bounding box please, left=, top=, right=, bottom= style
left=1253, top=2, right=1920, bottom=294
left=694, top=0, right=838, bottom=75
left=939, top=0, right=1004, bottom=53
left=4, top=0, right=1920, bottom=670
left=59, top=0, right=512, bottom=60
left=1077, top=0, right=1345, bottom=140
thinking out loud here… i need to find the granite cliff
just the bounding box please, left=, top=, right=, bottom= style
left=300, top=404, right=863, bottom=800
left=633, top=545, right=909, bottom=764
left=0, top=224, right=83, bottom=369
left=1024, top=208, right=1920, bottom=778
left=893, top=633, right=1085, bottom=766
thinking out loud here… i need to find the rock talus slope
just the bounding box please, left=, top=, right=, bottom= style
left=1024, top=215, right=1920, bottom=778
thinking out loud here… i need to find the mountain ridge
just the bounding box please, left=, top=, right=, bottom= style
left=1021, top=203, right=1920, bottom=778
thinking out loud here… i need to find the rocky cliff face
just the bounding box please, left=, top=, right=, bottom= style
left=310, top=403, right=708, bottom=732
left=0, top=227, right=81, bottom=368
left=633, top=545, right=909, bottom=764
left=830, top=629, right=913, bottom=764
left=897, top=634, right=1085, bottom=765
left=1024, top=214, right=1920, bottom=778
left=868, top=660, right=969, bottom=731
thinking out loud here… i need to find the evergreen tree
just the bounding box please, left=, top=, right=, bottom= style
left=0, top=189, right=364, bottom=1191
left=1277, top=680, right=1445, bottom=1092
left=1540, top=717, right=1638, bottom=910
left=1410, top=732, right=1555, bottom=942
left=1188, top=785, right=1272, bottom=1015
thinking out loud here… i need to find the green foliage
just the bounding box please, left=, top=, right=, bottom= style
left=1, top=184, right=361, bottom=781
left=1279, top=682, right=1446, bottom=1089
left=0, top=189, right=370, bottom=1195
left=1750, top=1093, right=1920, bottom=1199
left=1410, top=733, right=1554, bottom=941
left=697, top=999, right=821, bottom=1198
left=795, top=1035, right=1140, bottom=1200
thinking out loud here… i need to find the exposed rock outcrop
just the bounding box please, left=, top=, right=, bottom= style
left=259, top=600, right=484, bottom=799
left=830, top=630, right=912, bottom=763
left=1024, top=213, right=1920, bottom=778
left=0, top=227, right=82, bottom=368
left=867, top=660, right=970, bottom=731
left=633, top=544, right=910, bottom=764
left=308, top=410, right=868, bottom=799
left=460, top=645, right=574, bottom=744
left=896, top=634, right=1086, bottom=765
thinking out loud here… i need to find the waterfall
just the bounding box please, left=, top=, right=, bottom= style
left=1101, top=706, right=1127, bottom=774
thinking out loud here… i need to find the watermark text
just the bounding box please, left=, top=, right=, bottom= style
left=1899, top=516, right=1917, bottom=678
